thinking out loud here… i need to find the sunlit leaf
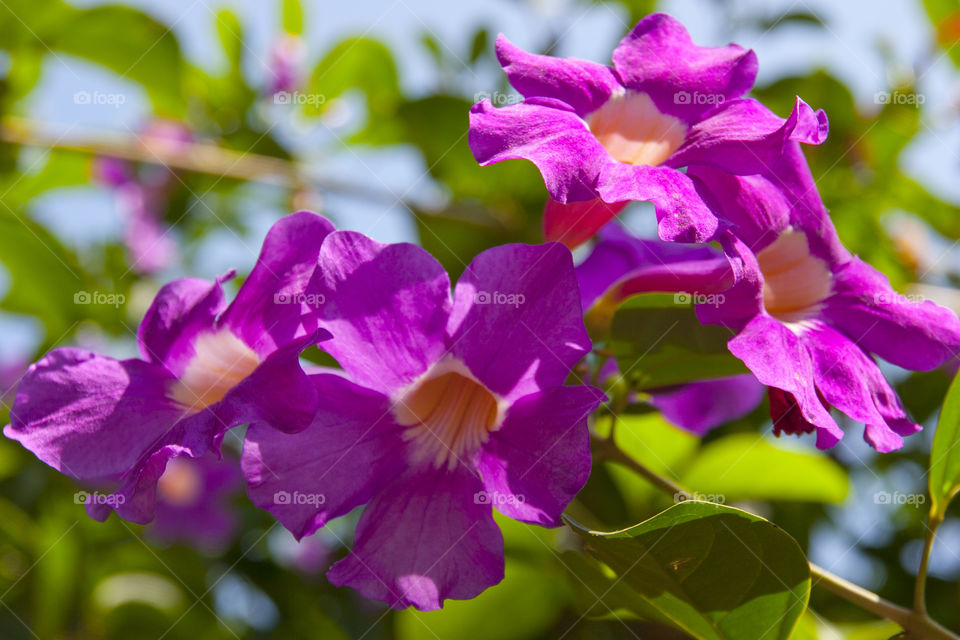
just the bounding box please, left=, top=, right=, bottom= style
left=566, top=502, right=810, bottom=640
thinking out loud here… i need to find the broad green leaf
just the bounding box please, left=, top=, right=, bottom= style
left=609, top=294, right=748, bottom=391
left=929, top=369, right=960, bottom=519
left=53, top=6, right=184, bottom=115
left=396, top=557, right=568, bottom=640
left=681, top=434, right=849, bottom=504
left=566, top=502, right=810, bottom=640
left=0, top=212, right=93, bottom=344
left=305, top=37, right=401, bottom=141
left=282, top=0, right=304, bottom=35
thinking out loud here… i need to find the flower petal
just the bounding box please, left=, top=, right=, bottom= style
left=670, top=97, right=828, bottom=176
left=242, top=373, right=406, bottom=538
left=477, top=385, right=602, bottom=527
left=727, top=315, right=843, bottom=448
left=214, top=331, right=324, bottom=434
left=326, top=466, right=504, bottom=611
left=821, top=258, right=960, bottom=371
left=611, top=13, right=757, bottom=120
left=311, top=231, right=451, bottom=394
left=86, top=445, right=189, bottom=524
left=137, top=277, right=228, bottom=374
left=221, top=211, right=335, bottom=357
left=448, top=243, right=591, bottom=400
left=576, top=222, right=719, bottom=308
left=4, top=348, right=190, bottom=480
left=598, top=163, right=719, bottom=243
left=543, top=197, right=627, bottom=249
left=495, top=34, right=622, bottom=116
left=650, top=375, right=764, bottom=435
left=468, top=98, right=609, bottom=203
left=800, top=322, right=917, bottom=452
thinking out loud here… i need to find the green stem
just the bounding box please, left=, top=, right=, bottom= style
left=915, top=514, right=943, bottom=616
left=590, top=434, right=685, bottom=498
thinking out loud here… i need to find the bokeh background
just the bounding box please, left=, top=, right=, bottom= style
left=1, top=0, right=960, bottom=637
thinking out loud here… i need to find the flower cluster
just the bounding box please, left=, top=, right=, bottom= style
left=5, top=12, right=960, bottom=615
left=471, top=12, right=960, bottom=452
left=6, top=211, right=604, bottom=610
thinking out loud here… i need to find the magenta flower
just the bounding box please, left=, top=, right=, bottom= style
left=148, top=452, right=241, bottom=551
left=577, top=222, right=764, bottom=435
left=242, top=232, right=605, bottom=610
left=4, top=211, right=334, bottom=522
left=468, top=13, right=828, bottom=247
left=623, top=145, right=960, bottom=451
left=95, top=119, right=194, bottom=274
left=267, top=34, right=306, bottom=95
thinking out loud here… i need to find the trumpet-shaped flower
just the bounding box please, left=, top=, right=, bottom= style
left=5, top=211, right=334, bottom=522
left=469, top=13, right=827, bottom=247
left=243, top=233, right=605, bottom=610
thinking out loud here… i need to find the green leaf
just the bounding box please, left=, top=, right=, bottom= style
left=396, top=557, right=568, bottom=640
left=609, top=294, right=748, bottom=391
left=929, top=369, right=960, bottom=519
left=215, top=9, right=244, bottom=71
left=305, top=37, right=401, bottom=140
left=681, top=434, right=849, bottom=504
left=282, top=0, right=304, bottom=35
left=53, top=6, right=184, bottom=115
left=468, top=28, right=489, bottom=64
left=566, top=502, right=810, bottom=640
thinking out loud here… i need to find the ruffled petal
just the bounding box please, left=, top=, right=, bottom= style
left=669, top=97, right=828, bottom=176
left=687, top=166, right=791, bottom=249
left=495, top=34, right=622, bottom=116
left=86, top=445, right=188, bottom=524
left=821, top=258, right=960, bottom=371
left=447, top=243, right=591, bottom=400
left=326, top=466, right=504, bottom=611
left=137, top=276, right=228, bottom=375
left=311, top=231, right=451, bottom=395
left=220, top=211, right=335, bottom=357
left=611, top=13, right=758, bottom=121
left=242, top=373, right=406, bottom=539
left=727, top=315, right=843, bottom=448
left=4, top=348, right=190, bottom=480
left=800, top=322, right=918, bottom=452
left=650, top=375, right=764, bottom=435
left=468, top=98, right=610, bottom=203
left=598, top=163, right=720, bottom=243
left=477, top=385, right=602, bottom=527
left=695, top=232, right=764, bottom=330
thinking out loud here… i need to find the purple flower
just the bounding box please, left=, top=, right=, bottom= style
left=468, top=13, right=828, bottom=247
left=4, top=211, right=334, bottom=522
left=148, top=452, right=241, bottom=551
left=95, top=119, right=194, bottom=274
left=678, top=146, right=960, bottom=451
left=267, top=34, right=306, bottom=95
left=577, top=223, right=764, bottom=435
left=242, top=233, right=605, bottom=610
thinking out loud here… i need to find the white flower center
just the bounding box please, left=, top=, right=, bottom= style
left=585, top=91, right=688, bottom=166
left=393, top=359, right=505, bottom=471
left=757, top=228, right=833, bottom=323
left=156, top=458, right=203, bottom=507
left=169, top=329, right=261, bottom=413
